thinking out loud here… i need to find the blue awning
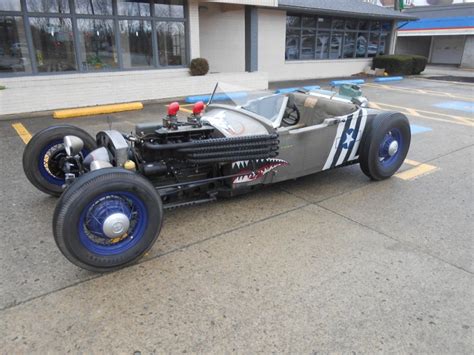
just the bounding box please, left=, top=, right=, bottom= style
left=398, top=16, right=474, bottom=31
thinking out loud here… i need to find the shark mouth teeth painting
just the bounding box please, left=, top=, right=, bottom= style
left=232, top=158, right=289, bottom=184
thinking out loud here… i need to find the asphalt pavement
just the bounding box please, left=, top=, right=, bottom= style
left=0, top=77, right=473, bottom=353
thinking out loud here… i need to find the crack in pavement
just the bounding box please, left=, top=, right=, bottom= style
left=281, top=185, right=474, bottom=276
left=0, top=202, right=310, bottom=313
left=2, top=143, right=472, bottom=313
left=316, top=204, right=473, bottom=276
left=278, top=143, right=474, bottom=276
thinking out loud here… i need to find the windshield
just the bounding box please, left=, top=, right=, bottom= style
left=208, top=82, right=287, bottom=122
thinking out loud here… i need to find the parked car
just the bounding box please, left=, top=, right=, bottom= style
left=22, top=84, right=411, bottom=272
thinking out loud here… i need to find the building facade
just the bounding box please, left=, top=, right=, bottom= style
left=395, top=3, right=474, bottom=68
left=0, top=0, right=411, bottom=115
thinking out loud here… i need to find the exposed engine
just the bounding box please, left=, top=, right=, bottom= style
left=60, top=101, right=281, bottom=207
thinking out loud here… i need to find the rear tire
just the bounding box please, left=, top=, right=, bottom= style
left=23, top=125, right=96, bottom=196
left=359, top=112, right=411, bottom=180
left=53, top=168, right=163, bottom=272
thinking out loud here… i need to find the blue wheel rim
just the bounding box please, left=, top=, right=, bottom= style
left=38, top=139, right=89, bottom=186
left=378, top=128, right=403, bottom=169
left=78, top=191, right=148, bottom=256
left=38, top=139, right=66, bottom=185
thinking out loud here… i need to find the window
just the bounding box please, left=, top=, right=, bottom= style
left=29, top=17, right=76, bottom=72
left=157, top=21, right=185, bottom=66
left=286, top=15, right=300, bottom=27
left=77, top=19, right=117, bottom=71
left=285, top=35, right=299, bottom=61
left=0, top=1, right=21, bottom=11
left=332, top=19, right=344, bottom=31
left=26, top=0, right=70, bottom=13
left=119, top=20, right=153, bottom=68
left=285, top=14, right=392, bottom=61
left=317, top=17, right=331, bottom=30
left=117, top=0, right=151, bottom=17
left=315, top=32, right=329, bottom=59
left=329, top=33, right=343, bottom=59
left=0, top=16, right=32, bottom=73
left=302, top=16, right=316, bottom=28
left=0, top=0, right=189, bottom=76
left=75, top=0, right=113, bottom=15
left=301, top=29, right=316, bottom=60
left=343, top=32, right=356, bottom=58
left=356, top=32, right=368, bottom=58
left=345, top=20, right=357, bottom=31
left=154, top=0, right=184, bottom=18
left=368, top=32, right=380, bottom=57
left=379, top=32, right=389, bottom=55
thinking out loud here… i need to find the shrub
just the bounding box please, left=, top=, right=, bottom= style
left=373, top=54, right=428, bottom=75
left=373, top=55, right=413, bottom=75
left=0, top=85, right=5, bottom=90
left=189, top=58, right=209, bottom=76
left=411, top=55, right=428, bottom=75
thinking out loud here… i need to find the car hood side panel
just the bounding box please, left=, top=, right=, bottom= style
left=202, top=108, right=271, bottom=138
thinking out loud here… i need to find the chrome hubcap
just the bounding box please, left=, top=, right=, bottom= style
left=102, top=213, right=130, bottom=238
left=388, top=140, right=399, bottom=157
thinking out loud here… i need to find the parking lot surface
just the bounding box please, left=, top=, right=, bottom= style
left=0, top=78, right=473, bottom=353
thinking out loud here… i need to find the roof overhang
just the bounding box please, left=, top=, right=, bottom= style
left=279, top=7, right=415, bottom=20
left=278, top=0, right=417, bottom=21
left=397, top=16, right=474, bottom=37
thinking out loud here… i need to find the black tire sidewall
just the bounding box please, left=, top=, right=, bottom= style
left=360, top=112, right=411, bottom=180
left=53, top=168, right=163, bottom=272
left=23, top=125, right=97, bottom=196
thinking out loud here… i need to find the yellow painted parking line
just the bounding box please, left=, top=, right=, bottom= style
left=371, top=101, right=474, bottom=127
left=364, top=83, right=474, bottom=101
left=396, top=162, right=438, bottom=181
left=373, top=105, right=467, bottom=126
left=369, top=102, right=382, bottom=110
left=374, top=83, right=428, bottom=95
left=404, top=158, right=421, bottom=166
left=406, top=108, right=421, bottom=117
left=12, top=123, right=32, bottom=144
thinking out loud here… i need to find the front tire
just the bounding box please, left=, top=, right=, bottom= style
left=23, top=125, right=96, bottom=196
left=53, top=168, right=163, bottom=272
left=359, top=112, right=411, bottom=180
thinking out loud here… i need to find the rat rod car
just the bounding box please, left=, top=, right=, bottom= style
left=23, top=84, right=410, bottom=272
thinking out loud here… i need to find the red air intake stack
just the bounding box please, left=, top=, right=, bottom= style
left=163, top=101, right=180, bottom=129
left=188, top=101, right=205, bottom=127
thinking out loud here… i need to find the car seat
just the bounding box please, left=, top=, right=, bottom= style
left=287, top=93, right=358, bottom=127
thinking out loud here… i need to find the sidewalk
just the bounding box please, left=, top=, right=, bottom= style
left=420, top=65, right=474, bottom=78
left=0, top=71, right=267, bottom=117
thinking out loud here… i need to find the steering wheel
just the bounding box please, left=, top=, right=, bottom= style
left=282, top=104, right=300, bottom=126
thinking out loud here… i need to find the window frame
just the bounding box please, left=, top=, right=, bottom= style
left=286, top=13, right=392, bottom=62
left=0, top=0, right=189, bottom=77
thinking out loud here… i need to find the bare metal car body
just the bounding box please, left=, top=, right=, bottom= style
left=22, top=84, right=410, bottom=272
